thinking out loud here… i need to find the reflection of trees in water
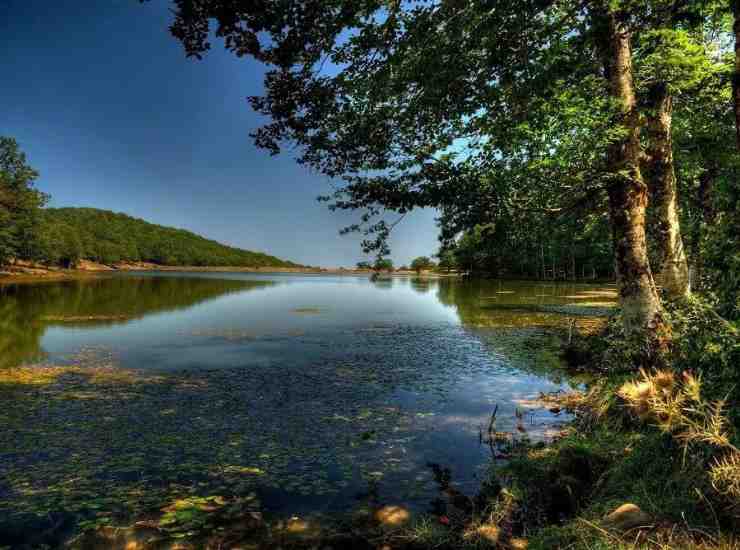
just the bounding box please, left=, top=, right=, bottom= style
left=0, top=277, right=272, bottom=368
left=369, top=276, right=394, bottom=289
left=436, top=279, right=615, bottom=329
left=0, top=297, right=46, bottom=368
left=436, top=278, right=616, bottom=382
left=409, top=277, right=436, bottom=294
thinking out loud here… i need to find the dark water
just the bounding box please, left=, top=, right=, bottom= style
left=0, top=273, right=616, bottom=542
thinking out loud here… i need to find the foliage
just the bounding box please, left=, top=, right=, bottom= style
left=442, top=218, right=614, bottom=280
left=700, top=179, right=740, bottom=320
left=0, top=137, right=47, bottom=265
left=435, top=249, right=457, bottom=273
left=619, top=368, right=740, bottom=502
left=37, top=207, right=300, bottom=268
left=493, top=422, right=733, bottom=549
left=663, top=296, right=740, bottom=423
left=372, top=257, right=393, bottom=272
left=410, top=256, right=434, bottom=273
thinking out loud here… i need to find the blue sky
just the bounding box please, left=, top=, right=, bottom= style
left=1, top=0, right=440, bottom=267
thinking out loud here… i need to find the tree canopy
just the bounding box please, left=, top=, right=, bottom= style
left=0, top=137, right=47, bottom=265
left=38, top=208, right=301, bottom=268
left=167, top=0, right=740, bottom=336
left=410, top=256, right=435, bottom=273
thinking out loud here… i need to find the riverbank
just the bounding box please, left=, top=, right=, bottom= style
left=440, top=296, right=740, bottom=550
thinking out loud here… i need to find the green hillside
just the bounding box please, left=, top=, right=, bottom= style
left=39, top=207, right=301, bottom=268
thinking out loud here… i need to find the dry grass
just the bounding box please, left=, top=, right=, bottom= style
left=618, top=369, right=740, bottom=503
left=578, top=516, right=740, bottom=549
left=540, top=385, right=613, bottom=432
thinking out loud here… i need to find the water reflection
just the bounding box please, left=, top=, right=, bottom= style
left=436, top=278, right=617, bottom=329
left=409, top=277, right=433, bottom=293
left=0, top=276, right=273, bottom=368
left=0, top=274, right=615, bottom=547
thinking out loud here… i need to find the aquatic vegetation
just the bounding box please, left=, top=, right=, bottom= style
left=290, top=307, right=323, bottom=314
left=0, top=277, right=596, bottom=547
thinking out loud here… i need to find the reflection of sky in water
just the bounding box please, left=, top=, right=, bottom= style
left=7, top=274, right=606, bottom=517
left=40, top=275, right=461, bottom=371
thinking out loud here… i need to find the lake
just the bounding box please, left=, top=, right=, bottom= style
left=0, top=273, right=616, bottom=546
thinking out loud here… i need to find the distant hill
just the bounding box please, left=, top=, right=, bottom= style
left=40, top=207, right=301, bottom=268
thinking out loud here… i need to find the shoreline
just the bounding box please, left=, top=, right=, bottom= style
left=0, top=262, right=461, bottom=284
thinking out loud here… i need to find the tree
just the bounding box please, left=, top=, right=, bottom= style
left=356, top=261, right=372, bottom=270
left=373, top=258, right=394, bottom=272
left=410, top=256, right=434, bottom=274
left=0, top=137, right=46, bottom=265
left=436, top=249, right=457, bottom=274
left=164, top=0, right=731, bottom=346
left=636, top=26, right=711, bottom=298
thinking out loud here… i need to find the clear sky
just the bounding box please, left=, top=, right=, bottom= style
left=1, top=0, right=440, bottom=268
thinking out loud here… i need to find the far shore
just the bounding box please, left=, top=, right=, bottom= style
left=0, top=259, right=460, bottom=284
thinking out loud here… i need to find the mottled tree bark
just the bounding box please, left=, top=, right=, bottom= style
left=596, top=8, right=664, bottom=340
left=645, top=83, right=690, bottom=298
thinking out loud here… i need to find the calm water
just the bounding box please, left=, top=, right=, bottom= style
left=0, top=273, right=616, bottom=542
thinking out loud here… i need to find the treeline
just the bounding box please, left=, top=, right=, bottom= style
left=0, top=137, right=300, bottom=270
left=0, top=137, right=47, bottom=265
left=38, top=208, right=301, bottom=268
left=436, top=215, right=614, bottom=281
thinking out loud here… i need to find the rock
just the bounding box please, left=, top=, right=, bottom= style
left=76, top=259, right=114, bottom=271
left=603, top=503, right=652, bottom=532
left=374, top=505, right=410, bottom=526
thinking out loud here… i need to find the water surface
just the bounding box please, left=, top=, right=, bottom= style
left=0, top=273, right=615, bottom=543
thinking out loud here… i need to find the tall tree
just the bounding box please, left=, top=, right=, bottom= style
left=163, top=0, right=722, bottom=343
left=644, top=82, right=690, bottom=297
left=636, top=25, right=712, bottom=298
left=590, top=5, right=663, bottom=337
left=0, top=137, right=46, bottom=265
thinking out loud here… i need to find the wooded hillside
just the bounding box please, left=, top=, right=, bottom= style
left=38, top=207, right=301, bottom=268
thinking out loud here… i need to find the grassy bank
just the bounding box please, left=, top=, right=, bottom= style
left=382, top=295, right=740, bottom=550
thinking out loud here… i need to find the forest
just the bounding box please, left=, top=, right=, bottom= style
left=38, top=207, right=301, bottom=268
left=0, top=137, right=299, bottom=270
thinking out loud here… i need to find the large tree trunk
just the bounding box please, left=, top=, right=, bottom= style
left=645, top=83, right=690, bottom=298
left=596, top=8, right=664, bottom=341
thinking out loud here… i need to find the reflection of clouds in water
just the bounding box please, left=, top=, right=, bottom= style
left=431, top=408, right=569, bottom=441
